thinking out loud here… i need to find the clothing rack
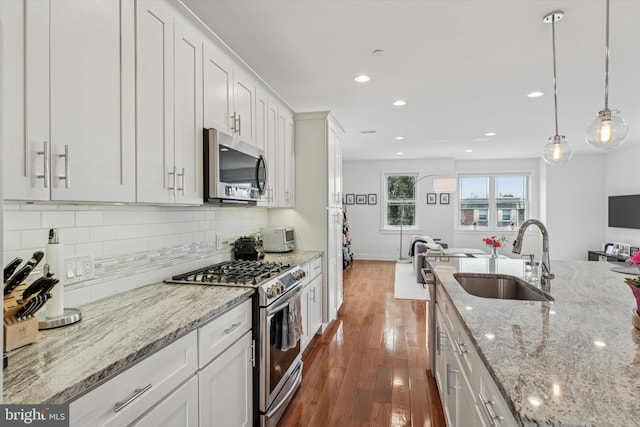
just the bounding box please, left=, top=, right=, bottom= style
left=342, top=206, right=353, bottom=270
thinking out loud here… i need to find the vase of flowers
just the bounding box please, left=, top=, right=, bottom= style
left=483, top=235, right=506, bottom=258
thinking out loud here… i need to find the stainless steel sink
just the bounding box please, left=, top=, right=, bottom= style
left=453, top=273, right=554, bottom=302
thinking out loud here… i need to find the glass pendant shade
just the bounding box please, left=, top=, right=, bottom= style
left=543, top=135, right=573, bottom=166
left=585, top=109, right=629, bottom=150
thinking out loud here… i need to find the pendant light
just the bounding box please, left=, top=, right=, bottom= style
left=585, top=0, right=628, bottom=150
left=543, top=11, right=573, bottom=166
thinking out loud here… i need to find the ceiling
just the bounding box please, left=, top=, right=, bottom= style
left=182, top=0, right=640, bottom=162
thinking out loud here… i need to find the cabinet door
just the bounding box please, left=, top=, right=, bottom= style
left=1, top=0, right=49, bottom=201
left=309, top=274, right=323, bottom=337
left=173, top=16, right=203, bottom=205
left=300, top=283, right=311, bottom=352
left=199, top=331, right=253, bottom=427
left=327, top=124, right=337, bottom=207
left=203, top=41, right=233, bottom=133
left=255, top=89, right=270, bottom=206
left=136, top=0, right=175, bottom=203
left=282, top=111, right=295, bottom=207
left=264, top=98, right=279, bottom=205
left=49, top=0, right=135, bottom=202
left=132, top=376, right=198, bottom=427
left=233, top=69, right=255, bottom=145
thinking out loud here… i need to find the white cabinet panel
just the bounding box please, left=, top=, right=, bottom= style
left=203, top=42, right=233, bottom=132
left=132, top=376, right=198, bottom=427
left=2, top=0, right=135, bottom=202
left=198, top=331, right=253, bottom=427
left=233, top=70, right=255, bottom=145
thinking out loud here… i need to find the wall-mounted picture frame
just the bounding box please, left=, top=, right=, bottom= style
left=367, top=194, right=377, bottom=205
left=356, top=195, right=367, bottom=204
left=345, top=194, right=355, bottom=205
left=427, top=193, right=437, bottom=204
left=440, top=193, right=450, bottom=204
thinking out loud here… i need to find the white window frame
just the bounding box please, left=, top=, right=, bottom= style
left=382, top=172, right=419, bottom=231
left=457, top=173, right=531, bottom=231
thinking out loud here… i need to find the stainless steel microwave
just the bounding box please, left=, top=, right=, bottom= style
left=204, top=128, right=267, bottom=204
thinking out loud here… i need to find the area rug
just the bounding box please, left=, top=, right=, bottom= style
left=394, top=262, right=429, bottom=300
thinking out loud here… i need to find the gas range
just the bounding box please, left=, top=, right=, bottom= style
left=166, top=260, right=306, bottom=306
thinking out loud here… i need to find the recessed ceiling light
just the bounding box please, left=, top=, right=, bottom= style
left=392, top=100, right=406, bottom=106
left=372, top=49, right=384, bottom=55
left=395, top=136, right=404, bottom=140
left=396, top=152, right=404, bottom=156
left=465, top=149, right=473, bottom=153
left=527, top=91, right=544, bottom=98
left=355, top=75, right=371, bottom=83
left=484, top=132, right=496, bottom=137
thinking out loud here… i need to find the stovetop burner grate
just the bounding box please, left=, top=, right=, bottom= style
left=169, top=260, right=292, bottom=286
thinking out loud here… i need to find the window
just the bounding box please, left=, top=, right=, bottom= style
left=384, top=174, right=416, bottom=229
left=459, top=174, right=529, bottom=229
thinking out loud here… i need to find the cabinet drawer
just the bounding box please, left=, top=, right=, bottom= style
left=309, top=257, right=322, bottom=279
left=70, top=331, right=198, bottom=427
left=131, top=375, right=198, bottom=427
left=198, top=298, right=252, bottom=368
left=478, top=364, right=518, bottom=427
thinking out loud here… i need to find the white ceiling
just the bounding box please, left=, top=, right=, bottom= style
left=182, top=0, right=640, bottom=162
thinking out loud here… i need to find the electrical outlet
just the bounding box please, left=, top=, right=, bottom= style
left=64, top=255, right=95, bottom=284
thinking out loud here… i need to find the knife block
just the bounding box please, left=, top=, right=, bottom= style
left=3, top=283, right=39, bottom=352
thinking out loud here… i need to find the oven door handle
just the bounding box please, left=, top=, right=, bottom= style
left=265, top=362, right=303, bottom=417
left=266, top=287, right=303, bottom=316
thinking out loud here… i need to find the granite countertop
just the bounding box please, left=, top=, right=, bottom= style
left=3, top=249, right=322, bottom=405
left=432, top=258, right=640, bottom=427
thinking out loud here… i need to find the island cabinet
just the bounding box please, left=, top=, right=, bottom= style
left=69, top=299, right=253, bottom=427
left=1, top=0, right=136, bottom=203
left=435, top=284, right=518, bottom=427
left=136, top=0, right=203, bottom=205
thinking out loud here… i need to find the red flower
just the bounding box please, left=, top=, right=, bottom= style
left=630, top=251, right=640, bottom=265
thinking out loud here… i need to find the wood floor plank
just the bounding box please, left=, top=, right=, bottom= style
left=278, top=260, right=446, bottom=427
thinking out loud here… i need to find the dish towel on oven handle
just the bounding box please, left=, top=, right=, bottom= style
left=280, top=288, right=304, bottom=351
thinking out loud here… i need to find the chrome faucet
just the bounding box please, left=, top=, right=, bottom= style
left=512, top=219, right=554, bottom=290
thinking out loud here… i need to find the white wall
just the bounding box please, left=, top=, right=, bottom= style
left=343, top=158, right=455, bottom=260
left=605, top=143, right=640, bottom=246
left=544, top=153, right=607, bottom=260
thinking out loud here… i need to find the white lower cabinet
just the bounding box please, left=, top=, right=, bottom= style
left=132, top=376, right=199, bottom=427
left=198, top=330, right=253, bottom=427
left=300, top=258, right=323, bottom=352
left=70, top=298, right=254, bottom=427
left=70, top=331, right=198, bottom=426
left=435, top=288, right=517, bottom=427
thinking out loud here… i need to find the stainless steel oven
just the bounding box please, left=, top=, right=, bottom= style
left=166, top=260, right=306, bottom=427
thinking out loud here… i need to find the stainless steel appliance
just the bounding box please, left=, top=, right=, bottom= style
left=204, top=128, right=267, bottom=205
left=260, top=227, right=295, bottom=253
left=167, top=259, right=306, bottom=427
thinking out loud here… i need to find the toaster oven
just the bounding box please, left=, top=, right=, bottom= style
left=260, top=227, right=295, bottom=253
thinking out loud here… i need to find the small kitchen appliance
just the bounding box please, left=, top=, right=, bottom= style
left=260, top=227, right=295, bottom=253
left=234, top=236, right=265, bottom=261
left=166, top=259, right=307, bottom=427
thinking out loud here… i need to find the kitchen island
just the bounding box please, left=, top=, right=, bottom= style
left=3, top=250, right=321, bottom=405
left=431, top=257, right=640, bottom=427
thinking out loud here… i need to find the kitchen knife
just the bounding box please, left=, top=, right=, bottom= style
left=37, top=277, right=59, bottom=297
left=24, top=251, right=45, bottom=270
left=23, top=294, right=50, bottom=319
left=20, top=276, right=49, bottom=302
left=4, top=257, right=23, bottom=283
left=4, top=264, right=33, bottom=296
left=16, top=296, right=39, bottom=320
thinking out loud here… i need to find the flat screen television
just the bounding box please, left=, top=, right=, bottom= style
left=608, top=195, right=640, bottom=229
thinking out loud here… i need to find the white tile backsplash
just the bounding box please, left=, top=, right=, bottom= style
left=3, top=202, right=270, bottom=306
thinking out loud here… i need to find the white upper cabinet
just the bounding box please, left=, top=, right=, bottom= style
left=203, top=42, right=256, bottom=146
left=1, top=0, right=136, bottom=202
left=136, top=0, right=203, bottom=205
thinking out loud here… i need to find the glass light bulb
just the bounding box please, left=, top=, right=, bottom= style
left=543, top=135, right=573, bottom=166
left=586, top=110, right=629, bottom=150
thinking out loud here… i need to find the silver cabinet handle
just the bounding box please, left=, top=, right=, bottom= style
left=168, top=166, right=176, bottom=195
left=237, top=113, right=241, bottom=134
left=114, top=383, right=152, bottom=413
left=478, top=392, right=502, bottom=426
left=224, top=322, right=242, bottom=334
left=230, top=112, right=238, bottom=133
left=454, top=339, right=468, bottom=357
left=58, top=145, right=70, bottom=188
left=177, top=167, right=185, bottom=195
left=250, top=339, right=256, bottom=368
left=311, top=287, right=316, bottom=303
left=36, top=141, right=50, bottom=188
left=446, top=363, right=459, bottom=395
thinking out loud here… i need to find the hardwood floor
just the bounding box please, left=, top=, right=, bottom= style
left=278, top=260, right=446, bottom=427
